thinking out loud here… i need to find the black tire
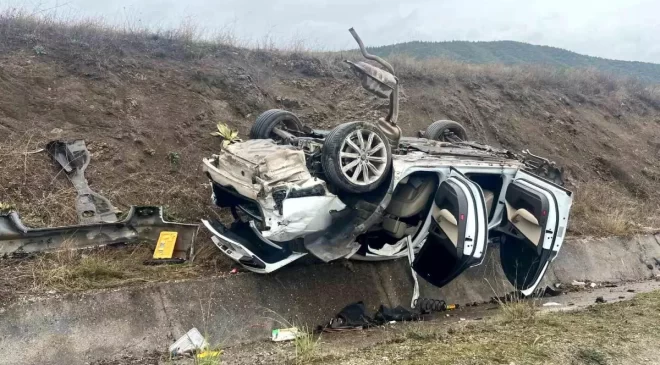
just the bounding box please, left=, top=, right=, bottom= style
left=322, top=122, right=392, bottom=194
left=249, top=109, right=304, bottom=140
left=425, top=120, right=468, bottom=142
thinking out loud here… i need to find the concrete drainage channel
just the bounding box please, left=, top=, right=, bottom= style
left=1, top=234, right=659, bottom=365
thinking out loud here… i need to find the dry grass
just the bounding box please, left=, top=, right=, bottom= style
left=0, top=243, right=222, bottom=297
left=3, top=7, right=659, bottom=104
left=292, top=325, right=321, bottom=365
left=318, top=50, right=660, bottom=104
left=32, top=244, right=199, bottom=292
left=390, top=53, right=660, bottom=100
left=0, top=7, right=316, bottom=64
left=569, top=181, right=660, bottom=236
left=317, top=290, right=660, bottom=365
left=0, top=131, right=79, bottom=227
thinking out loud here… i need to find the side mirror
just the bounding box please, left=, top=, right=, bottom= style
left=346, top=60, right=396, bottom=99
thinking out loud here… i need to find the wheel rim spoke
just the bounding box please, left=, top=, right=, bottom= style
left=340, top=152, right=360, bottom=159
left=346, top=139, right=361, bottom=153
left=368, top=142, right=385, bottom=155
left=351, top=163, right=363, bottom=182
left=362, top=162, right=369, bottom=183
left=366, top=133, right=375, bottom=152
left=342, top=158, right=360, bottom=172
left=367, top=155, right=387, bottom=162
left=366, top=162, right=379, bottom=175
left=356, top=130, right=365, bottom=150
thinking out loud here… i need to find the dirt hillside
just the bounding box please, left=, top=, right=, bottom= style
left=1, top=16, right=660, bottom=238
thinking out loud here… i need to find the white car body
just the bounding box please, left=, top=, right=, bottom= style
left=201, top=136, right=573, bottom=295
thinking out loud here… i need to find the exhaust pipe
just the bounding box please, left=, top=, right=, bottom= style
left=348, top=27, right=401, bottom=144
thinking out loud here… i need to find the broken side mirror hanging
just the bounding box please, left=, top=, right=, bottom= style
left=346, top=27, right=402, bottom=146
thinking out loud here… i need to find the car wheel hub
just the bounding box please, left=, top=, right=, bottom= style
left=339, top=129, right=387, bottom=185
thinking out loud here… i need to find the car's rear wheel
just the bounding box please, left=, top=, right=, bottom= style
left=250, top=109, right=304, bottom=141
left=322, top=122, right=391, bottom=193
left=425, top=120, right=468, bottom=142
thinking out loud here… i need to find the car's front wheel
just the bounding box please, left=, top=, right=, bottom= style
left=321, top=122, right=392, bottom=193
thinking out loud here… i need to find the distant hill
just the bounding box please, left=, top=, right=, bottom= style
left=369, top=40, right=660, bottom=83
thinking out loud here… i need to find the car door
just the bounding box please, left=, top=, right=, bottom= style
left=499, top=170, right=573, bottom=295
left=412, top=169, right=489, bottom=288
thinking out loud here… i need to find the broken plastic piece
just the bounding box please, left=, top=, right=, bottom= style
left=271, top=327, right=300, bottom=342
left=169, top=328, right=208, bottom=356
left=197, top=350, right=222, bottom=359
left=542, top=302, right=562, bottom=307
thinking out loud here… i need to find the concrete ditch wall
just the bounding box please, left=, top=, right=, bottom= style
left=1, top=234, right=659, bottom=365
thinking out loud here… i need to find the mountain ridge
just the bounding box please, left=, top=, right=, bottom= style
left=369, top=40, right=660, bottom=83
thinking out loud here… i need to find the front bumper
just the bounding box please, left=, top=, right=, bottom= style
left=202, top=219, right=306, bottom=273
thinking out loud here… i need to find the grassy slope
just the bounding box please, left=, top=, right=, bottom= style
left=318, top=290, right=660, bottom=365
left=0, top=14, right=658, bottom=258
left=370, top=40, right=660, bottom=83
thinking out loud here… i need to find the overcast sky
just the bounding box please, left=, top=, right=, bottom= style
left=5, top=0, right=660, bottom=63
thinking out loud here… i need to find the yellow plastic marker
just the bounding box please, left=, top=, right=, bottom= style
left=197, top=350, right=222, bottom=359
left=153, top=231, right=178, bottom=259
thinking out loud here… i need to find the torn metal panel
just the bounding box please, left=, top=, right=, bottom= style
left=261, top=195, right=347, bottom=242
left=203, top=139, right=314, bottom=200
left=46, top=140, right=119, bottom=224
left=0, top=206, right=198, bottom=259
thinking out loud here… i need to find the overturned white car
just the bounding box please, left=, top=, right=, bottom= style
left=202, top=28, right=573, bottom=296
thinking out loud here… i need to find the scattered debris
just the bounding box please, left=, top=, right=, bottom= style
left=543, top=286, right=563, bottom=297
left=322, top=301, right=373, bottom=332
left=142, top=258, right=185, bottom=265
left=197, top=350, right=222, bottom=359
left=320, top=301, right=427, bottom=333
left=46, top=140, right=119, bottom=224
left=589, top=282, right=598, bottom=288
left=0, top=206, right=198, bottom=258
left=414, top=297, right=458, bottom=313
left=627, top=289, right=636, bottom=293
left=595, top=296, right=607, bottom=304
left=0, top=140, right=200, bottom=258
left=572, top=280, right=586, bottom=286
left=151, top=231, right=179, bottom=259
left=542, top=302, right=562, bottom=307
left=271, top=327, right=301, bottom=342
left=169, top=328, right=208, bottom=356
left=375, top=305, right=423, bottom=322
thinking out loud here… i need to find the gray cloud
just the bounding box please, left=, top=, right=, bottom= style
left=4, top=0, right=659, bottom=63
